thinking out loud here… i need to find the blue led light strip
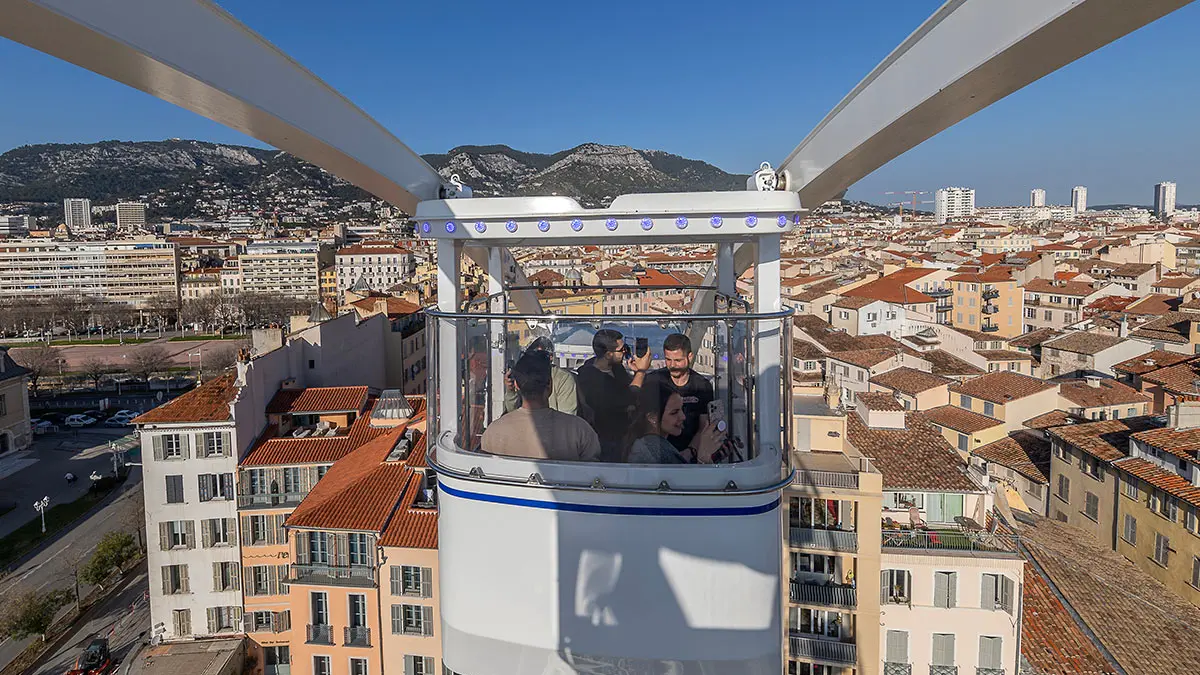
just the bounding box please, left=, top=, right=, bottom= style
left=439, top=481, right=780, bottom=517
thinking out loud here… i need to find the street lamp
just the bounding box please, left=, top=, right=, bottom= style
left=33, top=496, right=49, bottom=533
left=189, top=349, right=205, bottom=385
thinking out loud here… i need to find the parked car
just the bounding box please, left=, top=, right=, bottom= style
left=103, top=417, right=131, bottom=428
left=64, top=414, right=97, bottom=428
left=109, top=409, right=137, bottom=419
left=32, top=420, right=57, bottom=434
left=40, top=412, right=65, bottom=423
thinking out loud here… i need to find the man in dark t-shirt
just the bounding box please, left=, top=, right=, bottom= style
left=576, top=328, right=651, bottom=461
left=642, top=333, right=713, bottom=451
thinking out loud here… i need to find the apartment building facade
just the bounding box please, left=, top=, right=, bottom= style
left=335, top=242, right=413, bottom=298
left=1022, top=279, right=1116, bottom=333
left=241, top=241, right=330, bottom=300
left=0, top=239, right=180, bottom=306
left=947, top=270, right=1023, bottom=338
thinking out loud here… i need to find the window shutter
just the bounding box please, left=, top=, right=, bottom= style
left=242, top=612, right=254, bottom=634
left=152, top=434, right=164, bottom=461
left=1002, top=577, right=1015, bottom=614
left=194, top=433, right=205, bottom=456
left=161, top=567, right=171, bottom=595
left=880, top=570, right=889, bottom=604
left=212, top=562, right=222, bottom=591
left=391, top=605, right=402, bottom=634
left=904, top=571, right=912, bottom=607
left=979, top=636, right=1002, bottom=669
left=275, top=514, right=287, bottom=544
left=179, top=564, right=189, bottom=592
left=423, top=657, right=435, bottom=673
left=421, top=568, right=433, bottom=598
left=391, top=566, right=402, bottom=595
left=181, top=434, right=191, bottom=460
left=279, top=610, right=291, bottom=632
left=222, top=431, right=232, bottom=457
left=404, top=655, right=415, bottom=675
left=934, top=572, right=948, bottom=608
left=948, top=572, right=957, bottom=607
left=885, top=630, right=908, bottom=663
left=202, top=520, right=213, bottom=548
left=243, top=567, right=254, bottom=596
left=277, top=564, right=290, bottom=591
left=981, top=574, right=997, bottom=610
left=206, top=607, right=217, bottom=634
left=239, top=516, right=251, bottom=546
left=231, top=563, right=240, bottom=590
left=295, top=532, right=309, bottom=564
left=933, top=634, right=955, bottom=666
left=422, top=606, right=434, bottom=636
left=185, top=520, right=196, bottom=549
left=220, top=473, right=234, bottom=499
left=333, top=534, right=348, bottom=567
left=198, top=475, right=211, bottom=502
left=159, top=522, right=170, bottom=551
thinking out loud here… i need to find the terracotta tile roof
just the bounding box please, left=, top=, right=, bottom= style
left=1124, top=293, right=1180, bottom=316
left=1128, top=426, right=1200, bottom=461
left=946, top=268, right=1014, bottom=283
left=527, top=269, right=565, bottom=284
left=792, top=339, right=826, bottom=361
left=1007, top=328, right=1063, bottom=349
left=265, top=386, right=369, bottom=414
left=1018, top=517, right=1200, bottom=675
left=827, top=349, right=897, bottom=369
left=841, top=275, right=935, bottom=305
left=1114, top=457, right=1200, bottom=508
left=349, top=296, right=423, bottom=316
left=241, top=401, right=391, bottom=466
left=869, top=367, right=952, bottom=395
left=973, top=433, right=1051, bottom=483
left=1129, top=311, right=1194, bottom=344
left=793, top=279, right=843, bottom=302
left=1112, top=349, right=1192, bottom=375
left=1020, top=561, right=1119, bottom=675
left=1059, top=379, right=1151, bottom=409
left=831, top=295, right=876, bottom=309
left=855, top=391, right=904, bottom=411
left=1153, top=275, right=1198, bottom=289
left=286, top=426, right=414, bottom=532
left=133, top=373, right=237, bottom=424
left=846, top=411, right=982, bottom=491
left=379, top=473, right=438, bottom=549
left=949, top=326, right=1005, bottom=342
left=1024, top=278, right=1096, bottom=296
left=923, top=404, right=1004, bottom=433
left=1043, top=331, right=1126, bottom=355
left=795, top=316, right=917, bottom=355
left=1111, top=262, right=1156, bottom=277
left=336, top=243, right=410, bottom=256
left=1139, top=356, right=1200, bottom=394
left=1047, top=416, right=1162, bottom=463
left=923, top=349, right=986, bottom=378
left=1023, top=410, right=1081, bottom=430
left=974, top=349, right=1034, bottom=361
left=949, top=371, right=1057, bottom=403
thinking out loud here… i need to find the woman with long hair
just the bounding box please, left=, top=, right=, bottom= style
left=626, top=382, right=725, bottom=464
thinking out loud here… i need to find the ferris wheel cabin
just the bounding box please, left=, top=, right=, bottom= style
left=417, top=191, right=801, bottom=674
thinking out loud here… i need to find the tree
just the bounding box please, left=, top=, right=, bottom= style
left=80, top=531, right=138, bottom=588
left=12, top=344, right=62, bottom=397
left=0, top=590, right=70, bottom=641
left=204, top=344, right=243, bottom=375
left=128, top=345, right=171, bottom=383
left=79, top=356, right=112, bottom=390
left=121, top=489, right=146, bottom=554
left=181, top=295, right=220, bottom=333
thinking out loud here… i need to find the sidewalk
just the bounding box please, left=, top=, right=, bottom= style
left=0, top=430, right=135, bottom=540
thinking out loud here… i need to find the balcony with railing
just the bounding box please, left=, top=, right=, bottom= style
left=264, top=666, right=291, bottom=675
left=935, top=302, right=952, bottom=313
left=344, top=625, right=371, bottom=647
left=238, top=491, right=307, bottom=509
left=930, top=666, right=959, bottom=675
left=881, top=527, right=1019, bottom=556
left=926, top=288, right=952, bottom=299
left=788, top=634, right=857, bottom=665
left=789, top=527, right=858, bottom=553
left=306, top=623, right=333, bottom=645
left=292, top=563, right=377, bottom=587
left=883, top=664, right=912, bottom=675
left=981, top=304, right=999, bottom=315
left=980, top=322, right=999, bottom=333
left=789, top=580, right=857, bottom=608
left=976, top=669, right=1004, bottom=675
left=982, top=288, right=1000, bottom=300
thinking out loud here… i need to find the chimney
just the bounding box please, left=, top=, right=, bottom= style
left=1119, top=315, right=1129, bottom=338
left=1171, top=399, right=1200, bottom=430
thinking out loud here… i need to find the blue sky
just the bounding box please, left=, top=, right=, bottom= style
left=0, top=0, right=1197, bottom=206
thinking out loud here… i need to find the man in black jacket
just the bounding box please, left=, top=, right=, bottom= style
left=576, top=328, right=651, bottom=462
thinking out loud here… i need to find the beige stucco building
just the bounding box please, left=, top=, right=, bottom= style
left=0, top=348, right=31, bottom=454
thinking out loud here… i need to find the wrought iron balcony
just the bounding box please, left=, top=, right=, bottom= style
left=1025, top=296, right=1040, bottom=306
left=306, top=623, right=333, bottom=645
left=788, top=634, right=857, bottom=665
left=980, top=323, right=999, bottom=333
left=981, top=304, right=999, bottom=315
left=292, top=563, right=377, bottom=587
left=936, top=303, right=952, bottom=312
left=884, top=664, right=912, bottom=675
left=976, top=669, right=1004, bottom=675
left=881, top=527, right=1019, bottom=555
left=982, top=288, right=1000, bottom=300
left=789, top=527, right=858, bottom=552
left=926, top=288, right=952, bottom=298
left=789, top=580, right=857, bottom=608
left=238, top=491, right=307, bottom=509
left=930, top=666, right=959, bottom=675
left=344, top=625, right=371, bottom=647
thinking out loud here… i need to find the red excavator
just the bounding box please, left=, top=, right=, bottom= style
left=65, top=638, right=115, bottom=675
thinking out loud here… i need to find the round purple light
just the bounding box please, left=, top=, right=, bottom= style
left=777, top=214, right=789, bottom=227
left=640, top=217, right=654, bottom=231
left=745, top=214, right=759, bottom=227
left=571, top=218, right=584, bottom=232
left=605, top=218, right=619, bottom=231
left=474, top=221, right=486, bottom=233
left=538, top=219, right=551, bottom=232
left=710, top=215, right=723, bottom=228
left=675, top=216, right=688, bottom=229
left=505, top=220, right=518, bottom=233
left=420, top=221, right=431, bottom=234
left=445, top=221, right=457, bottom=234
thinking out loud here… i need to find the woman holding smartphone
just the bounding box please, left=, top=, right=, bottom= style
left=626, top=382, right=726, bottom=464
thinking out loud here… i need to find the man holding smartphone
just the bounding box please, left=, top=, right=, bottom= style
left=577, top=328, right=652, bottom=462
left=642, top=333, right=713, bottom=452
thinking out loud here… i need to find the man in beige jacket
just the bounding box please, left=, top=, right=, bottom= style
left=483, top=350, right=600, bottom=462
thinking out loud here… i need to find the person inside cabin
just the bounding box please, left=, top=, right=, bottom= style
left=481, top=350, right=601, bottom=462
left=504, top=336, right=578, bottom=415
left=576, top=328, right=651, bottom=462
left=640, top=333, right=713, bottom=452
left=626, top=381, right=726, bottom=464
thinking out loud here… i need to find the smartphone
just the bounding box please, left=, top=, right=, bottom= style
left=707, top=400, right=727, bottom=433
left=635, top=337, right=649, bottom=358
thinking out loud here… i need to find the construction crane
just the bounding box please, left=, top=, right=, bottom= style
left=886, top=191, right=934, bottom=220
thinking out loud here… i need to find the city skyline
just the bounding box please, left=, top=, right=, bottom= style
left=0, top=0, right=1198, bottom=207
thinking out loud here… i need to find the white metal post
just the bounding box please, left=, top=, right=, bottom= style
left=754, top=235, right=782, bottom=459
left=437, top=240, right=462, bottom=444
left=486, top=246, right=507, bottom=421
